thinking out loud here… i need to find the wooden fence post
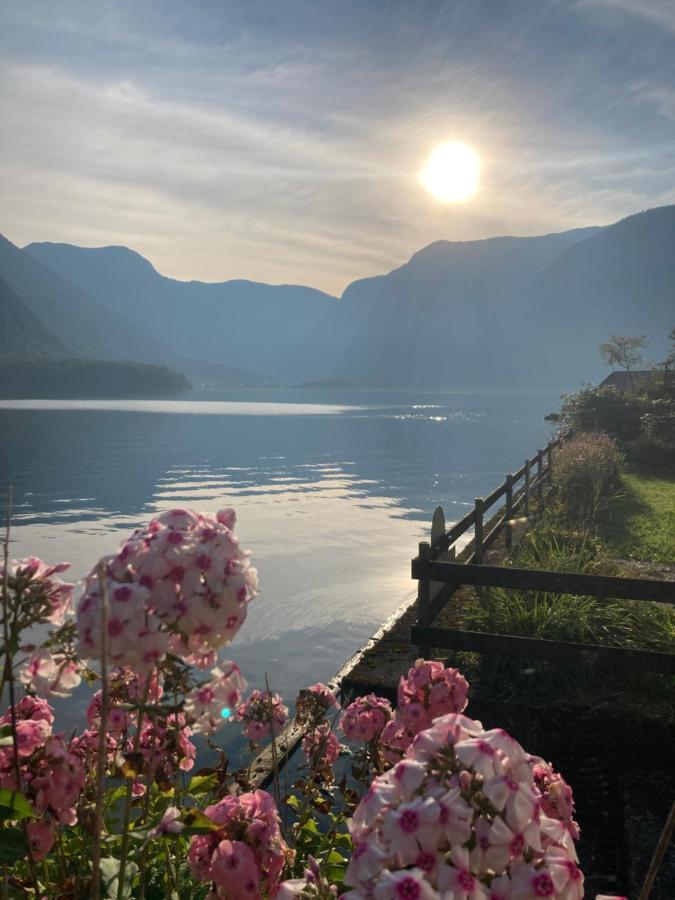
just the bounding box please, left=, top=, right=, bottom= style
left=417, top=541, right=431, bottom=656
left=524, top=459, right=531, bottom=517
left=536, top=450, right=543, bottom=505
left=474, top=498, right=484, bottom=563
left=547, top=443, right=554, bottom=484
left=505, top=473, right=513, bottom=550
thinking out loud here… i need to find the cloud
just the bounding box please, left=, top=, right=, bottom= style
left=1, top=1, right=674, bottom=292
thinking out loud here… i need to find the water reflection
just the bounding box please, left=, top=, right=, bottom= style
left=1, top=389, right=559, bottom=731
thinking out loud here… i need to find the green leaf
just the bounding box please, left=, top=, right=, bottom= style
left=325, top=865, right=345, bottom=883
left=188, top=773, right=219, bottom=797
left=0, top=827, right=29, bottom=863
left=326, top=849, right=347, bottom=865
left=301, top=818, right=320, bottom=836
left=176, top=808, right=221, bottom=836
left=0, top=789, right=36, bottom=821
left=284, top=794, right=301, bottom=812
left=0, top=725, right=14, bottom=747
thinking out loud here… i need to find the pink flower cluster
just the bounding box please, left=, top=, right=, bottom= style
left=345, top=712, right=584, bottom=899
left=188, top=789, right=293, bottom=898
left=20, top=648, right=82, bottom=698
left=302, top=722, right=341, bottom=769
left=381, top=660, right=469, bottom=765
left=236, top=689, right=289, bottom=742
left=340, top=694, right=393, bottom=743
left=0, top=698, right=84, bottom=861
left=184, top=662, right=248, bottom=735
left=533, top=760, right=580, bottom=841
left=1, top=557, right=74, bottom=626
left=77, top=508, right=258, bottom=671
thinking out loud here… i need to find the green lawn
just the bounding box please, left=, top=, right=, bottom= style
left=598, top=470, right=675, bottom=563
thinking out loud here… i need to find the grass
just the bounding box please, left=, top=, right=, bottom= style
left=597, top=470, right=675, bottom=564
left=456, top=513, right=675, bottom=718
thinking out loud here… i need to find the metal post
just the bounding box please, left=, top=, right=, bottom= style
left=474, top=498, right=484, bottom=563
left=505, top=473, right=513, bottom=550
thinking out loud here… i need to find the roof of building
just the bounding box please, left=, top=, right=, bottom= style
left=599, top=371, right=652, bottom=391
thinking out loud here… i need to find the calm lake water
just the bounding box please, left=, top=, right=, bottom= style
left=0, top=388, right=559, bottom=735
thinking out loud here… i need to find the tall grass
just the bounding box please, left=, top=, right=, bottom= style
left=458, top=524, right=675, bottom=716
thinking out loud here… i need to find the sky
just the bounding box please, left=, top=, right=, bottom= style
left=1, top=0, right=675, bottom=295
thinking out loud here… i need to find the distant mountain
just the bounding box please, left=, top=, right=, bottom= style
left=24, top=242, right=339, bottom=380
left=0, top=235, right=272, bottom=387
left=19, top=204, right=675, bottom=389
left=0, top=276, right=69, bottom=359
left=335, top=227, right=602, bottom=387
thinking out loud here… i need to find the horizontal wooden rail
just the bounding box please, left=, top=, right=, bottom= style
left=410, top=626, right=675, bottom=674
left=412, top=561, right=675, bottom=605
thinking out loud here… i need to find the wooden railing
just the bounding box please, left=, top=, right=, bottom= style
left=411, top=432, right=675, bottom=674
left=415, top=433, right=566, bottom=631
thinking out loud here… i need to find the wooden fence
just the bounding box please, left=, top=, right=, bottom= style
left=411, top=433, right=675, bottom=674
left=416, top=433, right=566, bottom=630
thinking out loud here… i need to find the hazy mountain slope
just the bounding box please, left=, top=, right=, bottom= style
left=0, top=276, right=70, bottom=359
left=24, top=242, right=340, bottom=380
left=21, top=205, right=675, bottom=389
left=524, top=205, right=675, bottom=380
left=334, top=227, right=601, bottom=386
left=1, top=235, right=272, bottom=386
left=0, top=234, right=175, bottom=363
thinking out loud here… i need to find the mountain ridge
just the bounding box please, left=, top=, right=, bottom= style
left=13, top=203, right=675, bottom=390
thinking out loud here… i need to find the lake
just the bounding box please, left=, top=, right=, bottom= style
left=0, top=388, right=559, bottom=734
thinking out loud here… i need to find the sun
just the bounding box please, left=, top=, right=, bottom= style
left=420, top=140, right=480, bottom=203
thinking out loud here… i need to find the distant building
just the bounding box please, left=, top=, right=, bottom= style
left=599, top=371, right=652, bottom=392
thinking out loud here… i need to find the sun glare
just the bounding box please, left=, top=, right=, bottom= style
left=420, top=141, right=480, bottom=203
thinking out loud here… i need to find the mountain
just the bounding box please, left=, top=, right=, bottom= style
left=0, top=235, right=272, bottom=387
left=23, top=242, right=339, bottom=380
left=0, top=233, right=172, bottom=364
left=0, top=276, right=69, bottom=359
left=334, top=227, right=602, bottom=387
left=20, top=204, right=675, bottom=389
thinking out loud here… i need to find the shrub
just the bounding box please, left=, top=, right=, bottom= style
left=641, top=398, right=675, bottom=450
left=552, top=432, right=624, bottom=523
left=559, top=385, right=642, bottom=443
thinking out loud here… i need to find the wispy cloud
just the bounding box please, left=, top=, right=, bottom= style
left=1, top=0, right=674, bottom=292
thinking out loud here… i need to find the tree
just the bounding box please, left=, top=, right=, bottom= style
left=599, top=333, right=647, bottom=392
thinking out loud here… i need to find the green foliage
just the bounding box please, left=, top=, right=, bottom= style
left=559, top=385, right=642, bottom=442
left=641, top=398, right=675, bottom=450
left=0, top=789, right=35, bottom=822
left=459, top=520, right=675, bottom=717
left=599, top=333, right=647, bottom=385
left=0, top=827, right=30, bottom=864
left=0, top=357, right=191, bottom=397
left=552, top=432, right=624, bottom=524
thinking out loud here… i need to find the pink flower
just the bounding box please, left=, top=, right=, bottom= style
left=397, top=659, right=468, bottom=735
left=26, top=820, right=55, bottom=860
left=20, top=649, right=82, bottom=698
left=345, top=707, right=583, bottom=898
left=1, top=557, right=74, bottom=627
left=437, top=848, right=489, bottom=898
left=302, top=723, right=341, bottom=769
left=374, top=868, right=439, bottom=900
left=340, top=694, right=392, bottom=743
left=150, top=806, right=184, bottom=836
left=188, top=790, right=292, bottom=896
left=77, top=508, right=258, bottom=670
left=185, top=662, right=247, bottom=735
left=236, top=689, right=289, bottom=742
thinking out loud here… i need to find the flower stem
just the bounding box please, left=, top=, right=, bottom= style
left=91, top=564, right=110, bottom=900
left=116, top=670, right=153, bottom=900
